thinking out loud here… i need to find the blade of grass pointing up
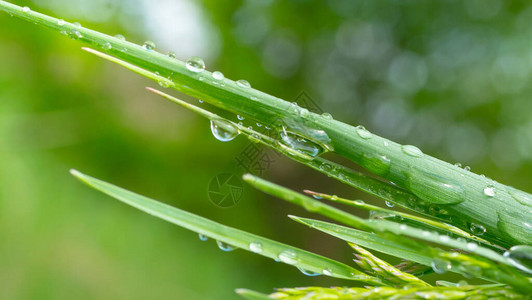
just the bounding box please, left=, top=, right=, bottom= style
left=1, top=0, right=529, bottom=246
left=69, top=169, right=385, bottom=285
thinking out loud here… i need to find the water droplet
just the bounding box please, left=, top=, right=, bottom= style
left=114, top=34, right=125, bottom=41
left=278, top=250, right=297, bottom=265
left=69, top=30, right=82, bottom=39
left=431, top=258, right=451, bottom=274
left=466, top=242, right=478, bottom=251
left=407, top=169, right=465, bottom=205
left=439, top=235, right=450, bottom=242
left=322, top=268, right=332, bottom=276
left=101, top=42, right=111, bottom=50
left=464, top=166, right=471, bottom=171
left=210, top=120, right=239, bottom=142
left=503, top=245, right=532, bottom=274
left=198, top=234, right=208, bottom=241
left=212, top=71, right=224, bottom=81
left=167, top=51, right=176, bottom=58
left=401, top=145, right=423, bottom=157
left=256, top=123, right=262, bottom=127
left=354, top=200, right=365, bottom=205
left=322, top=112, right=332, bottom=119
left=454, top=162, right=462, bottom=168
left=279, top=128, right=325, bottom=158
left=217, top=240, right=236, bottom=252
left=383, top=140, right=390, bottom=147
left=22, top=6, right=31, bottom=12
left=509, top=188, right=532, bottom=207
left=198, top=100, right=204, bottom=103
left=57, top=19, right=65, bottom=26
left=142, top=41, right=156, bottom=50
left=355, top=126, right=372, bottom=139
left=457, top=280, right=468, bottom=287
left=469, top=223, right=486, bottom=235
left=236, top=79, right=250, bottom=88
left=297, top=267, right=321, bottom=276
left=312, top=195, right=322, bottom=200
left=249, top=241, right=263, bottom=253
left=483, top=185, right=495, bottom=197
left=385, top=201, right=395, bottom=207
left=72, top=22, right=82, bottom=28
left=361, top=153, right=391, bottom=176
left=400, top=224, right=407, bottom=230
left=236, top=115, right=244, bottom=121
left=186, top=56, right=205, bottom=73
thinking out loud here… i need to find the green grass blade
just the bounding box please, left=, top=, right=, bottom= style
left=235, top=289, right=272, bottom=300
left=69, top=169, right=384, bottom=284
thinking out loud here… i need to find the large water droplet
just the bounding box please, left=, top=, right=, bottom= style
left=249, top=241, right=263, bottom=253
left=362, top=153, right=391, bottom=176
left=297, top=267, right=321, bottom=276
left=497, top=210, right=532, bottom=244
left=279, top=129, right=325, bottom=158
left=212, top=71, right=224, bottom=81
left=469, top=223, right=486, bottom=236
left=278, top=250, right=297, bottom=265
left=101, top=42, right=111, bottom=50
left=186, top=57, right=205, bottom=73
left=503, top=245, right=532, bottom=274
left=114, top=34, right=126, bottom=41
left=483, top=185, right=495, bottom=197
left=22, top=6, right=31, bottom=12
left=431, top=258, right=451, bottom=274
left=237, top=115, right=244, bottom=121
left=355, top=126, right=372, bottom=139
left=210, top=120, right=239, bottom=142
left=321, top=112, right=333, bottom=119
left=142, top=41, right=156, bottom=50
left=198, top=234, right=208, bottom=241
left=236, top=79, right=250, bottom=88
left=385, top=201, right=395, bottom=208
left=322, top=268, right=332, bottom=276
left=216, top=240, right=236, bottom=252
left=407, top=169, right=465, bottom=205
left=402, top=145, right=423, bottom=157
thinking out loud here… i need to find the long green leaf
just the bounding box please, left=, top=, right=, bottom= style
left=69, top=169, right=383, bottom=284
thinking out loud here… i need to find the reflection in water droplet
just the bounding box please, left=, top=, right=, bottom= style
left=355, top=126, right=372, bottom=139
left=407, top=169, right=465, bottom=205
left=278, top=250, right=297, bottom=264
left=279, top=128, right=325, bottom=158
left=236, top=79, right=250, bottom=88
left=431, top=258, right=451, bottom=274
left=210, top=120, right=239, bottom=142
left=249, top=241, right=263, bottom=253
left=469, top=223, right=486, bottom=235
left=483, top=185, right=495, bottom=197
left=198, top=234, right=208, bottom=241
left=297, top=267, right=321, bottom=276
left=186, top=57, right=206, bottom=73
left=503, top=245, right=532, bottom=274
left=142, top=41, right=156, bottom=50
left=217, top=240, right=236, bottom=252
left=401, top=145, right=423, bottom=157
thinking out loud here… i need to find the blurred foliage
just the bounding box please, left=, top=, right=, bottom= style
left=1, top=0, right=531, bottom=299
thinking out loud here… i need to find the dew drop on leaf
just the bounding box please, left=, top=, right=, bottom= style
left=236, top=79, right=250, bottom=88
left=355, top=125, right=372, bottom=139
left=212, top=71, right=224, bottom=80
left=198, top=234, right=208, bottom=241
left=503, top=245, right=532, bottom=274
left=167, top=51, right=176, bottom=58
left=210, top=120, right=239, bottom=142
left=114, top=34, right=126, bottom=41
left=297, top=267, right=321, bottom=276
left=142, top=40, right=156, bottom=50
left=279, top=129, right=325, bottom=158
left=469, top=223, right=486, bottom=235
left=407, top=169, right=465, bottom=205
left=322, top=268, right=332, bottom=276
left=321, top=112, right=333, bottom=119
left=401, top=145, right=423, bottom=157
left=249, top=241, right=263, bottom=253
left=483, top=185, right=495, bottom=197
left=278, top=250, right=297, bottom=265
left=385, top=201, right=395, bottom=207
left=101, top=42, right=111, bottom=50
left=186, top=56, right=205, bottom=73
left=216, top=240, right=236, bottom=252
left=22, top=6, right=30, bottom=12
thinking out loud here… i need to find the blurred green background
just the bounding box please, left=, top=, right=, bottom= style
left=1, top=0, right=532, bottom=299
